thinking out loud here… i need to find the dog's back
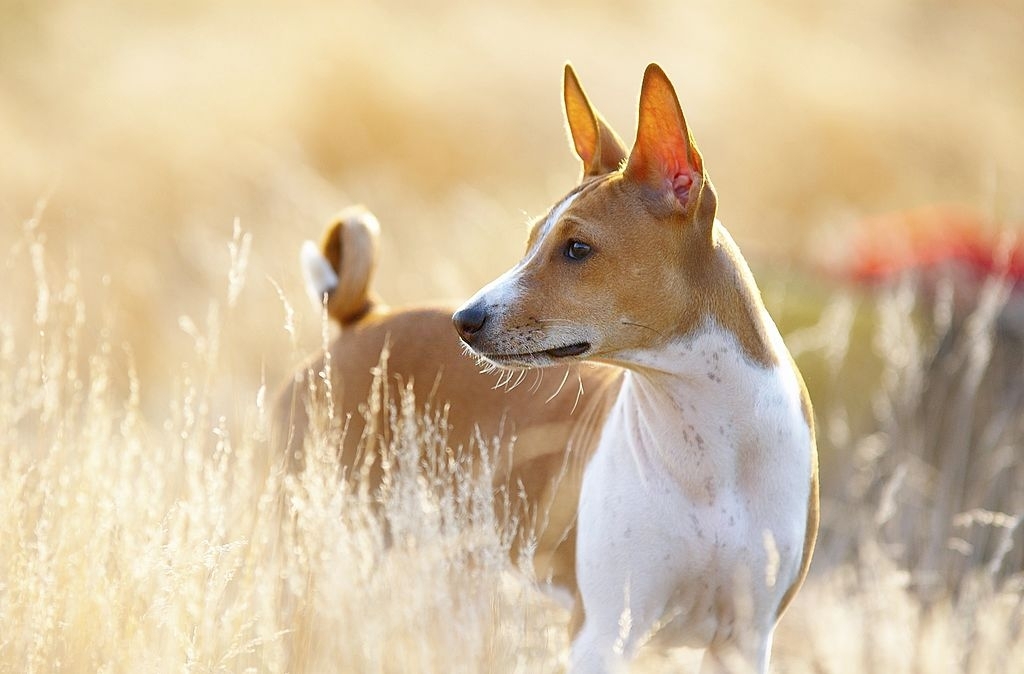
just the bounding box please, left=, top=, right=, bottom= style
left=275, top=206, right=620, bottom=591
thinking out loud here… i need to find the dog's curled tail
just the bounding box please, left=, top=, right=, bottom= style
left=301, top=205, right=381, bottom=325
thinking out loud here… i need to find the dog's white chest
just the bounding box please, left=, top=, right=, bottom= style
left=574, top=322, right=812, bottom=658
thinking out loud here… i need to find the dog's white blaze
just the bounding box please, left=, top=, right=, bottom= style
left=571, top=318, right=811, bottom=669
left=300, top=239, right=339, bottom=308
left=461, top=191, right=581, bottom=314
left=461, top=262, right=525, bottom=314
left=532, top=190, right=581, bottom=254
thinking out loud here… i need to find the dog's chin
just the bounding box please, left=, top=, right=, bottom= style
left=469, top=341, right=592, bottom=370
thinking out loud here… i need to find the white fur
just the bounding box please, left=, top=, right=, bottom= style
left=571, top=318, right=812, bottom=673
left=465, top=191, right=581, bottom=310
left=457, top=192, right=591, bottom=364
left=462, top=261, right=524, bottom=318
left=533, top=190, right=581, bottom=253
left=459, top=177, right=813, bottom=671
left=300, top=239, right=339, bottom=308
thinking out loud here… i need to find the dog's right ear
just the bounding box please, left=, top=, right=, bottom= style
left=563, top=63, right=628, bottom=180
left=623, top=64, right=714, bottom=227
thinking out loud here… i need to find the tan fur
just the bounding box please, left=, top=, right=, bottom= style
left=275, top=300, right=622, bottom=590
left=278, top=65, right=818, bottom=659
left=452, top=64, right=818, bottom=670
left=563, top=64, right=629, bottom=179
left=320, top=206, right=380, bottom=325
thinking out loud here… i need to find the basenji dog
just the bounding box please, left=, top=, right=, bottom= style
left=281, top=63, right=817, bottom=673
left=281, top=200, right=621, bottom=598
left=453, top=64, right=817, bottom=672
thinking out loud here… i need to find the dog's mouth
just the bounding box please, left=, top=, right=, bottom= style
left=477, top=341, right=591, bottom=366
left=542, top=342, right=591, bottom=358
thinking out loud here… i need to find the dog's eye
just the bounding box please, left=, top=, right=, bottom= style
left=565, top=240, right=592, bottom=261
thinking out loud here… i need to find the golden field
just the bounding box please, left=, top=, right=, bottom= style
left=1, top=0, right=1023, bottom=671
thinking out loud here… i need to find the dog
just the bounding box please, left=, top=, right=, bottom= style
left=280, top=63, right=817, bottom=673
left=279, top=198, right=621, bottom=599
left=453, top=64, right=818, bottom=672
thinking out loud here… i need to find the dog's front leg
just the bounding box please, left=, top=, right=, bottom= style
left=569, top=628, right=625, bottom=674
left=569, top=435, right=680, bottom=672
left=699, top=630, right=774, bottom=674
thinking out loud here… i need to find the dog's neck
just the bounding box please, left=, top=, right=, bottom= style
left=601, top=272, right=801, bottom=499
left=609, top=219, right=782, bottom=398
left=610, top=323, right=760, bottom=471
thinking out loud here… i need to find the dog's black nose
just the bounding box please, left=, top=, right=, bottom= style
left=453, top=303, right=487, bottom=342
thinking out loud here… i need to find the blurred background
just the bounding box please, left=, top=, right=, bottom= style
left=3, top=0, right=1022, bottom=391
left=3, top=0, right=1024, bottom=664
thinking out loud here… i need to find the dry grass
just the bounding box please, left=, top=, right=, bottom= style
left=2, top=0, right=1024, bottom=672
left=775, top=275, right=1024, bottom=674
left=2, top=0, right=1022, bottom=397
left=1, top=224, right=567, bottom=673
left=3, top=217, right=1023, bottom=673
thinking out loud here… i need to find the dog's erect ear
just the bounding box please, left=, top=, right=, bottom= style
left=624, top=64, right=707, bottom=214
left=563, top=63, right=628, bottom=179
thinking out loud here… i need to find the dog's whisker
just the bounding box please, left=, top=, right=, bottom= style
left=620, top=319, right=666, bottom=338
left=507, top=368, right=528, bottom=392
left=546, top=366, right=572, bottom=404
left=529, top=368, right=544, bottom=394
left=497, top=368, right=514, bottom=389
left=572, top=370, right=584, bottom=415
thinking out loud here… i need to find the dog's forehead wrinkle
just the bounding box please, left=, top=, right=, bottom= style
left=560, top=214, right=596, bottom=231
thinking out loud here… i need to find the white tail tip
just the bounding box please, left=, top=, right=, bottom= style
left=300, top=239, right=339, bottom=308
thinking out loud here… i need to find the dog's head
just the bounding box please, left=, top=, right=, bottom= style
left=454, top=64, right=720, bottom=370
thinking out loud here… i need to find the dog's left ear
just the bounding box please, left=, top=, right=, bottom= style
left=563, top=63, right=628, bottom=179
left=624, top=64, right=711, bottom=219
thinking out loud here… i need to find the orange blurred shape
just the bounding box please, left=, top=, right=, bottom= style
left=845, top=205, right=1024, bottom=285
